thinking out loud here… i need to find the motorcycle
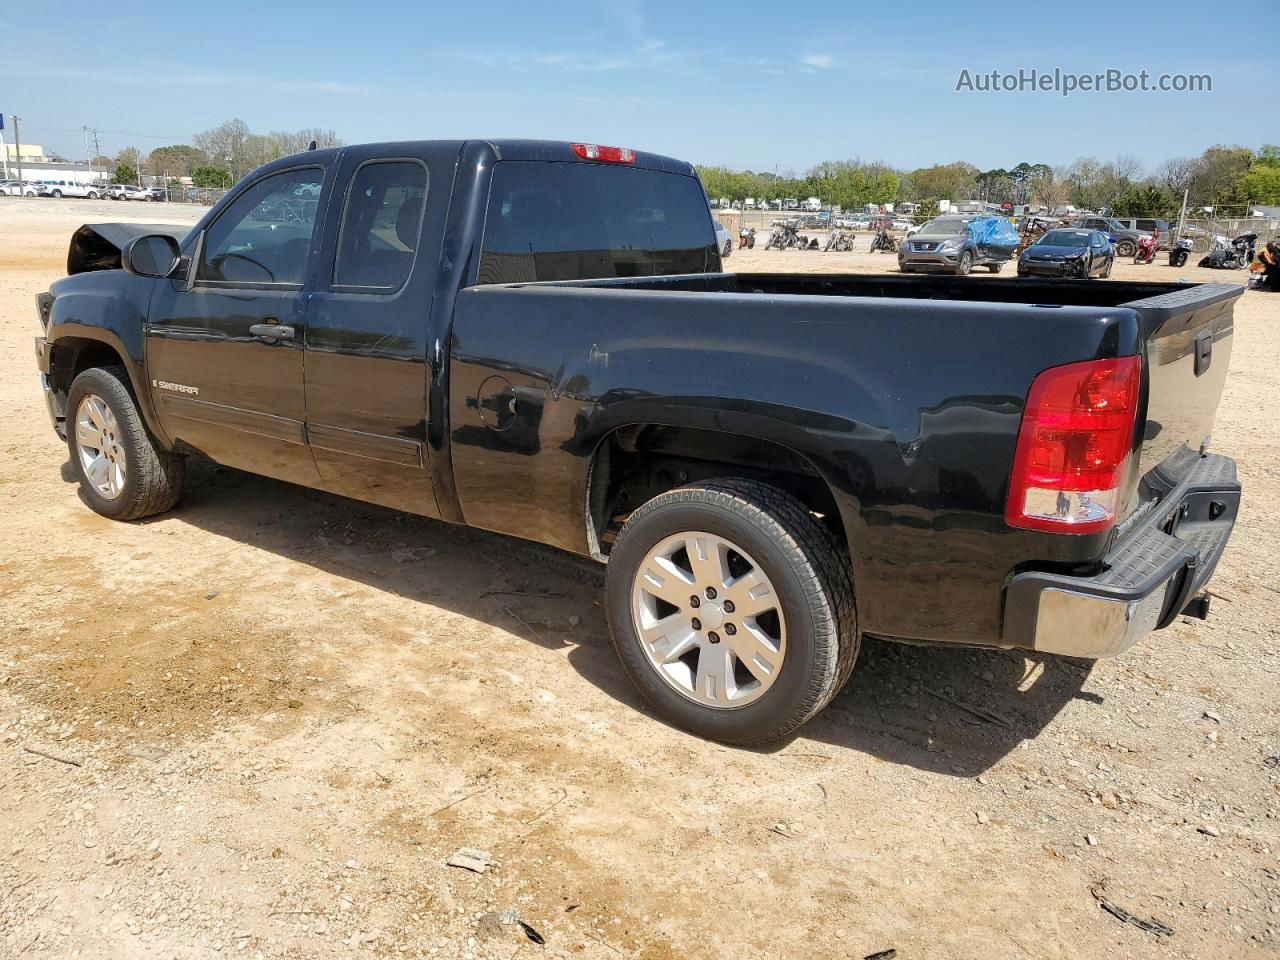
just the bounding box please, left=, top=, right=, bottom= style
left=823, top=230, right=856, bottom=252
left=738, top=227, right=757, bottom=249
left=869, top=227, right=897, bottom=254
left=765, top=225, right=791, bottom=250
left=1198, top=232, right=1257, bottom=269
left=1133, top=231, right=1160, bottom=265
left=768, top=223, right=817, bottom=250
left=1168, top=236, right=1195, bottom=268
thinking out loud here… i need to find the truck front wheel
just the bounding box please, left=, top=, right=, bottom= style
left=605, top=479, right=858, bottom=745
left=66, top=366, right=184, bottom=521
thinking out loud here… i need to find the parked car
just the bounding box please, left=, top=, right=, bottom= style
left=0, top=179, right=42, bottom=197
left=1017, top=228, right=1115, bottom=279
left=35, top=180, right=109, bottom=199
left=1066, top=215, right=1148, bottom=258
left=34, top=138, right=1242, bottom=745
left=107, top=184, right=153, bottom=201
left=1111, top=217, right=1169, bottom=237
left=714, top=222, right=732, bottom=258
left=897, top=214, right=1019, bottom=275
left=147, top=186, right=167, bottom=202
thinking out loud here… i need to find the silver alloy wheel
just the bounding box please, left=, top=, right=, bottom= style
left=75, top=394, right=126, bottom=499
left=631, top=531, right=786, bottom=709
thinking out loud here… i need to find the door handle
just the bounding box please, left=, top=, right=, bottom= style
left=249, top=323, right=295, bottom=341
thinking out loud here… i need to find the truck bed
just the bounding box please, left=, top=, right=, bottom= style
left=549, top=270, right=1242, bottom=314
left=452, top=271, right=1241, bottom=646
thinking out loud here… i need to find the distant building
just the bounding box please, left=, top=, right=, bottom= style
left=6, top=160, right=107, bottom=186
left=1, top=142, right=58, bottom=164
left=1, top=142, right=110, bottom=184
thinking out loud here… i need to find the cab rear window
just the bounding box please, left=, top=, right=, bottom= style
left=477, top=161, right=717, bottom=285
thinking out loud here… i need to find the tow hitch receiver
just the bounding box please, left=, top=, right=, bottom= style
left=1183, top=594, right=1212, bottom=621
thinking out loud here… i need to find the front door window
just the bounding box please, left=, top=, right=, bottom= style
left=197, top=168, right=324, bottom=287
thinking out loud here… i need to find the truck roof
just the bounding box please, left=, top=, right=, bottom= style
left=281, top=139, right=696, bottom=176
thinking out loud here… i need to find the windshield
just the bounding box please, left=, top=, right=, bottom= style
left=918, top=217, right=968, bottom=235
left=1037, top=230, right=1091, bottom=248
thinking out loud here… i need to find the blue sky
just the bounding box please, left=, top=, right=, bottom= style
left=2, top=0, right=1273, bottom=175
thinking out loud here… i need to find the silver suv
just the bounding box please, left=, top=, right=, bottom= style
left=897, top=215, right=1017, bottom=276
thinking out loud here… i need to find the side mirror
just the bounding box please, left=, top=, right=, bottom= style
left=1107, top=235, right=1118, bottom=244
left=121, top=234, right=181, bottom=279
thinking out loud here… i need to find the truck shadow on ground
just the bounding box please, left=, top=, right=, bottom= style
left=67, top=458, right=1096, bottom=777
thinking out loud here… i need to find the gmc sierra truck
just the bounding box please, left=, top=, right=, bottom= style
left=34, top=139, right=1242, bottom=744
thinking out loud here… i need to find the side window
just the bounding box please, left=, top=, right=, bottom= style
left=197, top=168, right=323, bottom=286
left=332, top=161, right=428, bottom=291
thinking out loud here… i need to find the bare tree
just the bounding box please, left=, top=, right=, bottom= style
left=1157, top=156, right=1196, bottom=196
left=1105, top=155, right=1143, bottom=187
left=193, top=119, right=251, bottom=178
left=1031, top=167, right=1071, bottom=215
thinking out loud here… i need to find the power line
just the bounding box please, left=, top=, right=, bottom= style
left=20, top=124, right=193, bottom=143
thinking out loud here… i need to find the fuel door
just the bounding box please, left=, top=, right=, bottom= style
left=476, top=375, right=517, bottom=432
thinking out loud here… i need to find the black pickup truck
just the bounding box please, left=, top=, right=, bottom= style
left=35, top=139, right=1243, bottom=744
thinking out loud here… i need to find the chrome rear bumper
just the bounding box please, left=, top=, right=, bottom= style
left=1003, top=453, right=1239, bottom=659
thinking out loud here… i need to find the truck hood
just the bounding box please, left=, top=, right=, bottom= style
left=67, top=222, right=192, bottom=275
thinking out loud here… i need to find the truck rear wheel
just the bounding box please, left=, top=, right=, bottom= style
left=66, top=366, right=184, bottom=521
left=605, top=479, right=857, bottom=745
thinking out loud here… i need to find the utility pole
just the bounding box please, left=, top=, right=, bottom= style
left=0, top=114, right=8, bottom=179
left=12, top=115, right=22, bottom=183
left=1175, top=188, right=1189, bottom=242
left=84, top=126, right=93, bottom=179
left=85, top=127, right=102, bottom=181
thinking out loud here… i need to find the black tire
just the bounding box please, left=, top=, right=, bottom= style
left=1101, top=255, right=1113, bottom=278
left=605, top=479, right=858, bottom=745
left=66, top=366, right=184, bottom=521
left=1115, top=238, right=1136, bottom=258
left=986, top=262, right=1002, bottom=273
left=955, top=251, right=973, bottom=276
left=1080, top=255, right=1092, bottom=279
left=51, top=189, right=63, bottom=198
left=87, top=191, right=99, bottom=200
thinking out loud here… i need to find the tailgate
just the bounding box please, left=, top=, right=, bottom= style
left=1125, top=283, right=1243, bottom=497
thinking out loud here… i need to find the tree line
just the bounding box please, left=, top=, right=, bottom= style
left=98, top=125, right=1280, bottom=215
left=104, top=119, right=343, bottom=188
left=697, top=144, right=1280, bottom=216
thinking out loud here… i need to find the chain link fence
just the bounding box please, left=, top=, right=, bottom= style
left=714, top=208, right=1280, bottom=252
left=155, top=185, right=230, bottom=206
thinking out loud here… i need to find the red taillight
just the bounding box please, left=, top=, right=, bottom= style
left=571, top=143, right=635, bottom=164
left=1006, top=355, right=1142, bottom=534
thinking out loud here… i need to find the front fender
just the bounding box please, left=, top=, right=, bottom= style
left=46, top=271, right=168, bottom=446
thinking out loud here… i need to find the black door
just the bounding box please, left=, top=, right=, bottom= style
left=146, top=165, right=330, bottom=487
left=302, top=143, right=456, bottom=517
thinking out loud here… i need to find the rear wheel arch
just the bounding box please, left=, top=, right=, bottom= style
left=584, top=422, right=853, bottom=561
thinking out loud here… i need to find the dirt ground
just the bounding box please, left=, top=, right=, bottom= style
left=2, top=198, right=1278, bottom=960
